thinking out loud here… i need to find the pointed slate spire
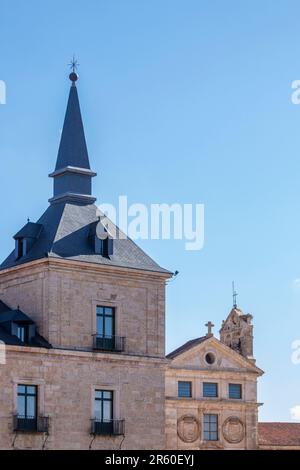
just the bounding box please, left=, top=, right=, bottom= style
left=49, top=70, right=96, bottom=205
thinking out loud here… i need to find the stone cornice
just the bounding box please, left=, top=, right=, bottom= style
left=5, top=344, right=168, bottom=366
left=166, top=396, right=263, bottom=406
left=0, top=256, right=172, bottom=282
left=169, top=335, right=264, bottom=376
left=167, top=365, right=262, bottom=375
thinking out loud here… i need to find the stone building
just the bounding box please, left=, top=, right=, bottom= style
left=165, top=306, right=264, bottom=449
left=0, top=72, right=172, bottom=449
left=0, top=69, right=298, bottom=452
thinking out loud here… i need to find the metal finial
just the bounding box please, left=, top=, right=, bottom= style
left=68, top=56, right=79, bottom=84
left=232, top=281, right=238, bottom=307
left=69, top=55, right=79, bottom=73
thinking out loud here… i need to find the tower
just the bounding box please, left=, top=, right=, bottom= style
left=0, top=69, right=172, bottom=450
left=220, top=306, right=254, bottom=362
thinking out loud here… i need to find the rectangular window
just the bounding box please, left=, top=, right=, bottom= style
left=17, top=326, right=28, bottom=342
left=203, top=414, right=218, bottom=441
left=95, top=390, right=113, bottom=422
left=229, top=383, right=242, bottom=399
left=203, top=382, right=218, bottom=397
left=94, top=389, right=114, bottom=434
left=17, top=384, right=37, bottom=431
left=96, top=306, right=115, bottom=338
left=15, top=239, right=23, bottom=259
left=178, top=381, right=192, bottom=398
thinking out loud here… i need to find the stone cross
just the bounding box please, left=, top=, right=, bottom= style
left=205, top=321, right=214, bottom=336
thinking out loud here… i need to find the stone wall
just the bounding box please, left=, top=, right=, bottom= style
left=165, top=399, right=258, bottom=449
left=0, top=259, right=167, bottom=357
left=165, top=366, right=259, bottom=449
left=0, top=346, right=166, bottom=450
left=0, top=258, right=169, bottom=450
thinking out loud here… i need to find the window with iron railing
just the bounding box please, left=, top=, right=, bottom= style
left=94, top=306, right=125, bottom=352
left=15, top=384, right=49, bottom=433
left=92, top=389, right=124, bottom=436
left=97, top=306, right=114, bottom=338
left=17, top=384, right=37, bottom=424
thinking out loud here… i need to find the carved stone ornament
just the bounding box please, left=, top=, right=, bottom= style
left=222, top=416, right=245, bottom=443
left=177, top=415, right=200, bottom=443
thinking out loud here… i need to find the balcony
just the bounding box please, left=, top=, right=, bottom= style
left=92, top=335, right=125, bottom=352
left=91, top=418, right=125, bottom=436
left=13, top=415, right=49, bottom=433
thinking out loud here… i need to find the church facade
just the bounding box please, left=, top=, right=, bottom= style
left=165, top=308, right=263, bottom=449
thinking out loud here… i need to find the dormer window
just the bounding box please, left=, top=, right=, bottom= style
left=15, top=238, right=27, bottom=260
left=17, top=325, right=28, bottom=343
left=13, top=222, right=43, bottom=260
left=16, top=239, right=23, bottom=259
left=94, top=234, right=113, bottom=256
left=89, top=220, right=114, bottom=257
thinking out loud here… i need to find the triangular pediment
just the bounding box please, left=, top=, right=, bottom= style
left=168, top=336, right=263, bottom=375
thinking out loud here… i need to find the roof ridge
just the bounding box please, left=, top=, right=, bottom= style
left=166, top=336, right=208, bottom=359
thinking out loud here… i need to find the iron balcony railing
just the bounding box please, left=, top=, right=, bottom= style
left=13, top=415, right=49, bottom=433
left=91, top=418, right=125, bottom=436
left=92, top=335, right=125, bottom=352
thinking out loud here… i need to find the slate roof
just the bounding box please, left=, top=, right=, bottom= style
left=258, top=423, right=300, bottom=447
left=0, top=309, right=34, bottom=324
left=0, top=325, right=51, bottom=348
left=0, top=300, right=10, bottom=313
left=1, top=203, right=171, bottom=274
left=55, top=85, right=90, bottom=171
left=14, top=222, right=43, bottom=240
left=0, top=77, right=170, bottom=276
left=0, top=302, right=51, bottom=349
left=166, top=336, right=208, bottom=359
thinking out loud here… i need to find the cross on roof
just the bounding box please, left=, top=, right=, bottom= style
left=205, top=321, right=214, bottom=336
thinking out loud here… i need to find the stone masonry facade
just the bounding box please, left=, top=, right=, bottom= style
left=0, top=258, right=169, bottom=450
left=165, top=332, right=263, bottom=450
left=0, top=347, right=165, bottom=450
left=0, top=258, right=166, bottom=356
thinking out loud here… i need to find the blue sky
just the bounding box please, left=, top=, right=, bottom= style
left=1, top=0, right=300, bottom=422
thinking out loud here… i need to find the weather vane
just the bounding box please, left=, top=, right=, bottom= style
left=69, top=56, right=79, bottom=73
left=232, top=281, right=238, bottom=307
left=68, top=56, right=79, bottom=84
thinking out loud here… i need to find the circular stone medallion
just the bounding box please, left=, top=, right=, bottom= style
left=222, top=416, right=245, bottom=444
left=177, top=415, right=200, bottom=443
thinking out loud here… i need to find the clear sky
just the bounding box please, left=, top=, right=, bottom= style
left=1, top=0, right=300, bottom=422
